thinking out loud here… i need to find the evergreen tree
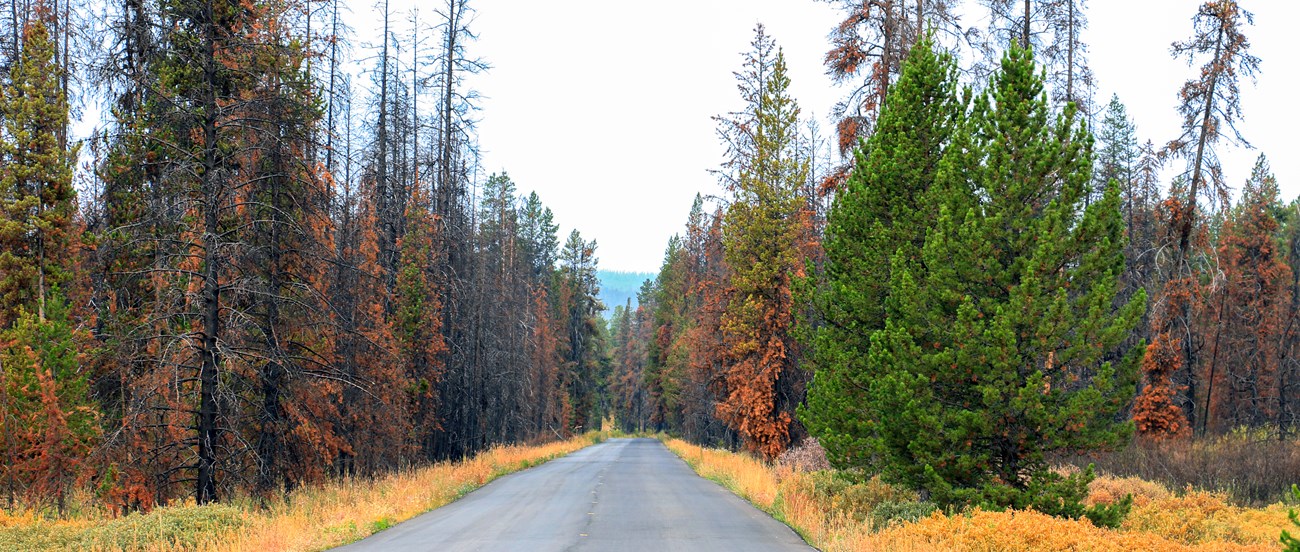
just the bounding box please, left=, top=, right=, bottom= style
left=1, top=293, right=98, bottom=514
left=1281, top=199, right=1300, bottom=433
left=718, top=33, right=811, bottom=460
left=817, top=0, right=964, bottom=191
left=0, top=16, right=78, bottom=327
left=1200, top=155, right=1290, bottom=433
left=334, top=180, right=405, bottom=475
left=519, top=191, right=559, bottom=283
left=557, top=230, right=604, bottom=432
left=843, top=44, right=1144, bottom=523
left=1094, top=95, right=1158, bottom=356
left=644, top=237, right=684, bottom=431
left=0, top=16, right=91, bottom=512
left=395, top=183, right=444, bottom=459
left=1136, top=1, right=1260, bottom=437
left=1095, top=95, right=1138, bottom=209
left=802, top=35, right=962, bottom=469
left=236, top=0, right=346, bottom=493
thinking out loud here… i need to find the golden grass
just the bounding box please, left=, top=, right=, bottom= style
left=0, top=433, right=602, bottom=552
left=662, top=437, right=1296, bottom=552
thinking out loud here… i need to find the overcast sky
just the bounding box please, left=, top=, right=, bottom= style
left=374, top=0, right=1296, bottom=273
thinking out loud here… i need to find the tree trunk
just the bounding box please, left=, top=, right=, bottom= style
left=916, top=0, right=924, bottom=40
left=1201, top=286, right=1229, bottom=436
left=377, top=0, right=393, bottom=291
left=196, top=0, right=222, bottom=505
left=879, top=0, right=894, bottom=112
left=1180, top=21, right=1224, bottom=260
left=325, top=0, right=338, bottom=174
left=1066, top=0, right=1074, bottom=103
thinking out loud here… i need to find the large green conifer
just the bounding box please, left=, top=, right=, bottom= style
left=873, top=44, right=1143, bottom=522
left=807, top=42, right=1145, bottom=524
left=801, top=35, right=963, bottom=469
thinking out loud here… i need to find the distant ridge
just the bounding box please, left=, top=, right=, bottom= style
left=597, top=270, right=656, bottom=315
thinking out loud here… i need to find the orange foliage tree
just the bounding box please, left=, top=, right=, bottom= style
left=716, top=28, right=812, bottom=460
left=1133, top=185, right=1204, bottom=439
left=1199, top=156, right=1291, bottom=433
left=333, top=179, right=407, bottom=475
left=1136, top=0, right=1260, bottom=439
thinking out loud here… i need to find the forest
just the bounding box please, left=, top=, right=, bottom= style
left=0, top=0, right=1297, bottom=542
left=0, top=0, right=611, bottom=513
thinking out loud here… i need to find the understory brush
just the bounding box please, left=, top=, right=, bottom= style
left=0, top=433, right=603, bottom=551
left=664, top=437, right=1295, bottom=551
left=1063, top=432, right=1300, bottom=506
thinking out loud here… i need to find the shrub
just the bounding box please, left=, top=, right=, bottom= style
left=1283, top=485, right=1300, bottom=551
left=870, top=500, right=937, bottom=530
left=784, top=471, right=915, bottom=522
left=1066, top=434, right=1300, bottom=505
left=0, top=503, right=246, bottom=551
left=1088, top=473, right=1173, bottom=507
left=1123, top=488, right=1293, bottom=546
left=667, top=436, right=1294, bottom=552
left=776, top=437, right=831, bottom=472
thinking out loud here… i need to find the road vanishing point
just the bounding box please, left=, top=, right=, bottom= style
left=333, top=437, right=814, bottom=551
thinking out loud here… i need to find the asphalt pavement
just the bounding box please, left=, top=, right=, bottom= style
left=331, top=437, right=814, bottom=552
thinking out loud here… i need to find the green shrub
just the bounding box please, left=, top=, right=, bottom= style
left=788, top=471, right=915, bottom=522
left=369, top=516, right=395, bottom=533
left=870, top=500, right=937, bottom=530
left=82, top=504, right=247, bottom=550
left=0, top=504, right=247, bottom=551
left=1282, top=484, right=1300, bottom=551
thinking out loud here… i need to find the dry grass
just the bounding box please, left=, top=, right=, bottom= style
left=662, top=437, right=1297, bottom=552
left=1086, top=473, right=1173, bottom=508
left=664, top=437, right=890, bottom=551
left=0, top=433, right=602, bottom=552
left=1064, top=433, right=1300, bottom=505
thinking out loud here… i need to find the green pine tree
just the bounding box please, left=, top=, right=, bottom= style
left=821, top=43, right=1144, bottom=525
left=1095, top=94, right=1138, bottom=202
left=394, top=182, right=444, bottom=460
left=0, top=17, right=79, bottom=327
left=645, top=235, right=686, bottom=431
left=1283, top=485, right=1300, bottom=551
left=801, top=34, right=964, bottom=469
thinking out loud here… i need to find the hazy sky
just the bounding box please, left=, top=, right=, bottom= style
left=378, top=0, right=1296, bottom=273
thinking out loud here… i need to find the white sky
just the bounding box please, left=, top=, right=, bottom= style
left=372, top=0, right=1297, bottom=273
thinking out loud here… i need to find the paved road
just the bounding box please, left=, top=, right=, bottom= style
left=333, top=438, right=813, bottom=552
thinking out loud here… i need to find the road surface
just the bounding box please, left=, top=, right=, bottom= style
left=333, top=437, right=813, bottom=551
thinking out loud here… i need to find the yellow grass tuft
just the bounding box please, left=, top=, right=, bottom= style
left=868, top=507, right=1275, bottom=551
left=1088, top=473, right=1173, bottom=508
left=662, top=437, right=1296, bottom=552
left=1123, top=489, right=1294, bottom=547
left=0, top=433, right=602, bottom=552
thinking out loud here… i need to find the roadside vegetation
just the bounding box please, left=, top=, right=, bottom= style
left=0, top=433, right=602, bottom=552
left=614, top=4, right=1300, bottom=549
left=665, top=437, right=1298, bottom=552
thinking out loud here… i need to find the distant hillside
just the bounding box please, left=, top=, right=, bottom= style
left=598, top=270, right=656, bottom=314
